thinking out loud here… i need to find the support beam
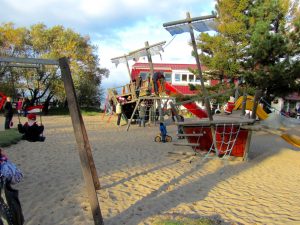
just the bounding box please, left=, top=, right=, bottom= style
left=163, top=14, right=216, bottom=27
left=0, top=57, right=59, bottom=65
left=59, top=57, right=103, bottom=225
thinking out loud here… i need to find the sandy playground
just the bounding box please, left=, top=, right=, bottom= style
left=1, top=114, right=300, bottom=225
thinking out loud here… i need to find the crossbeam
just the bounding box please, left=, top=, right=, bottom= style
left=163, top=14, right=216, bottom=27
left=0, top=57, right=59, bottom=65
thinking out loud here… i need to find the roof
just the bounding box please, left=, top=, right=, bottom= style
left=132, top=62, right=207, bottom=71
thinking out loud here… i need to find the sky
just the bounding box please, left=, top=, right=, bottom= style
left=0, top=0, right=216, bottom=91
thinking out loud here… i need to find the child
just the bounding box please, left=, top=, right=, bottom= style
left=18, top=113, right=45, bottom=142
left=159, top=122, right=167, bottom=143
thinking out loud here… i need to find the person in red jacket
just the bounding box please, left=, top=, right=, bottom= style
left=18, top=113, right=45, bottom=142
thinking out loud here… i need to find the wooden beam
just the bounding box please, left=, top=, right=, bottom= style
left=163, top=14, right=216, bottom=27
left=128, top=41, right=166, bottom=56
left=0, top=57, right=59, bottom=65
left=59, top=57, right=103, bottom=225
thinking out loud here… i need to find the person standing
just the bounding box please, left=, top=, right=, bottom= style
left=4, top=97, right=13, bottom=130
left=138, top=101, right=146, bottom=127
left=152, top=71, right=165, bottom=95
left=116, top=100, right=122, bottom=127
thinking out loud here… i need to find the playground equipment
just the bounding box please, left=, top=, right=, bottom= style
left=165, top=82, right=208, bottom=118
left=234, top=95, right=269, bottom=120
left=154, top=134, right=172, bottom=142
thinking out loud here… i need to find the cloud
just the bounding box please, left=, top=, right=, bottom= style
left=0, top=0, right=216, bottom=96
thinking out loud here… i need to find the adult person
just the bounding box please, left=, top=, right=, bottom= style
left=18, top=113, right=45, bottom=142
left=138, top=101, right=147, bottom=127
left=116, top=100, right=122, bottom=127
left=135, top=74, right=143, bottom=98
left=3, top=97, right=13, bottom=130
left=152, top=71, right=165, bottom=95
left=22, top=98, right=30, bottom=117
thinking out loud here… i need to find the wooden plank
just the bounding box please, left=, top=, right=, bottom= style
left=0, top=56, right=59, bottom=65
left=177, top=133, right=204, bottom=137
left=163, top=14, right=216, bottom=27
left=173, top=143, right=199, bottom=147
left=59, top=57, right=103, bottom=225
left=177, top=118, right=255, bottom=126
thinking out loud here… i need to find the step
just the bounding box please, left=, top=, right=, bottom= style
left=177, top=133, right=204, bottom=137
left=173, top=143, right=199, bottom=147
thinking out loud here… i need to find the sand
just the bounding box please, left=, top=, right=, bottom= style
left=1, top=114, right=300, bottom=225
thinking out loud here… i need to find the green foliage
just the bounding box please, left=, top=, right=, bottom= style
left=198, top=0, right=300, bottom=99
left=0, top=23, right=109, bottom=108
left=153, top=217, right=218, bottom=225
left=0, top=128, right=22, bottom=147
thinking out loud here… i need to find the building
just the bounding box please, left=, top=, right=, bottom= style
left=131, top=62, right=212, bottom=95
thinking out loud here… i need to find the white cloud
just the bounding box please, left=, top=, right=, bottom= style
left=0, top=0, right=216, bottom=98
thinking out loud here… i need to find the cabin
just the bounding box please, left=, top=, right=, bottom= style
left=131, top=62, right=210, bottom=95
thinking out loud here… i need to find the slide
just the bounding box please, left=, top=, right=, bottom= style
left=281, top=134, right=300, bottom=148
left=165, top=83, right=208, bottom=118
left=234, top=96, right=268, bottom=120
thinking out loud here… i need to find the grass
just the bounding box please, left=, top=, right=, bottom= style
left=0, top=128, right=22, bottom=147
left=152, top=217, right=219, bottom=225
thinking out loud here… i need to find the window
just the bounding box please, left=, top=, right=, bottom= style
left=182, top=74, right=187, bottom=82
left=189, top=74, right=194, bottom=82
left=195, top=76, right=201, bottom=83
left=139, top=72, right=148, bottom=80
left=164, top=73, right=172, bottom=82
left=175, top=74, right=180, bottom=82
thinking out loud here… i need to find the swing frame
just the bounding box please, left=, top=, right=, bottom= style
left=0, top=56, right=104, bottom=225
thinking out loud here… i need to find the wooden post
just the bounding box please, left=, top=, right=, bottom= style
left=126, top=98, right=140, bottom=131
left=125, top=54, right=132, bottom=82
left=59, top=57, right=103, bottom=225
left=145, top=41, right=155, bottom=92
left=186, top=12, right=218, bottom=155
left=241, top=89, right=247, bottom=116
left=251, top=90, right=262, bottom=119
left=243, top=130, right=252, bottom=161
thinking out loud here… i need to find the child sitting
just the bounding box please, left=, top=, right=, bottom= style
left=18, top=113, right=45, bottom=142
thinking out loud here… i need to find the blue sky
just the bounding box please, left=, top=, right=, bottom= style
left=0, top=0, right=216, bottom=90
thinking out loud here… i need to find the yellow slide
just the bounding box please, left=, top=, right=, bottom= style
left=234, top=96, right=268, bottom=120
left=281, top=134, right=300, bottom=148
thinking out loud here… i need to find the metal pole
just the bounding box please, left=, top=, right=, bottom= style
left=59, top=57, right=103, bottom=225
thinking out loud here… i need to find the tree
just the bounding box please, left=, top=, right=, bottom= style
left=0, top=23, right=109, bottom=111
left=198, top=0, right=300, bottom=101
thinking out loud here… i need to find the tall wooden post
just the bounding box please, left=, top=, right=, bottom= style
left=186, top=12, right=213, bottom=121
left=145, top=41, right=155, bottom=92
left=241, top=89, right=247, bottom=116
left=59, top=57, right=103, bottom=225
left=251, top=90, right=262, bottom=119
left=124, top=54, right=132, bottom=82
left=186, top=12, right=217, bottom=154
